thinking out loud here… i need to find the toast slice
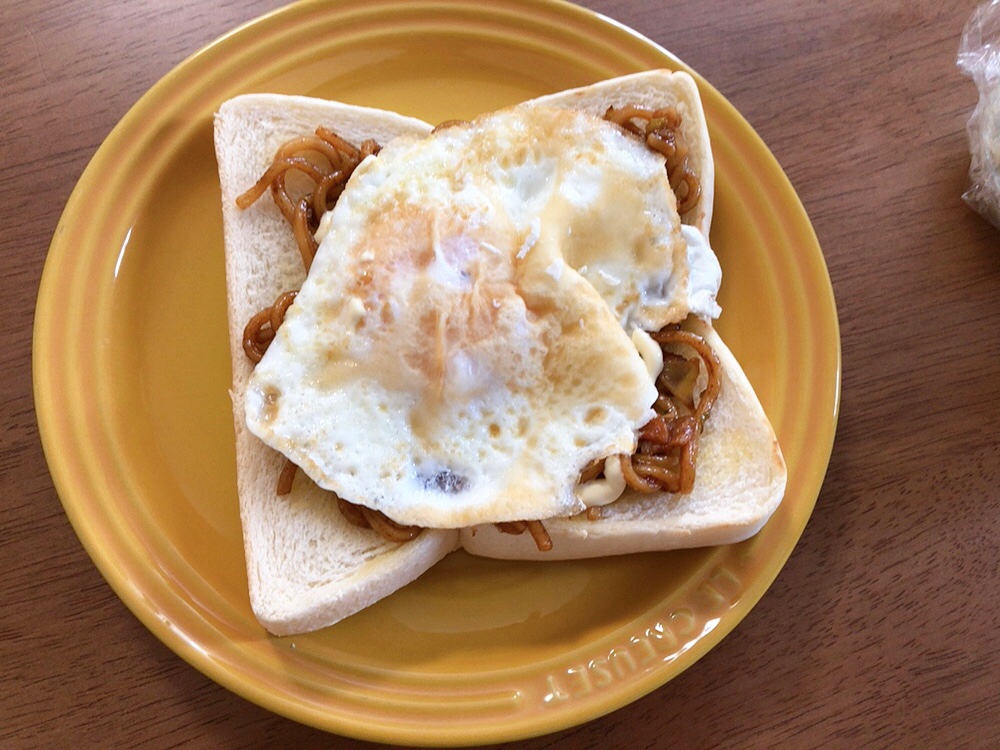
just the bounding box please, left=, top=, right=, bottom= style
left=215, top=95, right=457, bottom=636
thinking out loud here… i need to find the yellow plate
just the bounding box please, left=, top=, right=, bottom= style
left=34, top=0, right=840, bottom=744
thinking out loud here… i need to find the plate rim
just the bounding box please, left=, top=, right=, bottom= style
left=33, top=0, right=841, bottom=743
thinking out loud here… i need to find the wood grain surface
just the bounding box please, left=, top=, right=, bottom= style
left=3, top=0, right=998, bottom=747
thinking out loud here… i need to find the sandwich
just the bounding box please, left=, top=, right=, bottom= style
left=214, top=71, right=785, bottom=636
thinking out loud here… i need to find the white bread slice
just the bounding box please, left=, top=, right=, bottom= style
left=459, top=318, right=786, bottom=560
left=526, top=70, right=714, bottom=236
left=214, top=95, right=457, bottom=636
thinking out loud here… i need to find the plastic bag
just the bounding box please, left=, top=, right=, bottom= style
left=958, top=0, right=1000, bottom=229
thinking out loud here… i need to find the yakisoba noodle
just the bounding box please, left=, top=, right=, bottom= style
left=335, top=497, right=422, bottom=543
left=243, top=290, right=297, bottom=364
left=494, top=520, right=554, bottom=552
left=236, top=110, right=716, bottom=550
left=236, top=127, right=380, bottom=270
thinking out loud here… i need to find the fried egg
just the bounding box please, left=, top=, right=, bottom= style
left=245, top=104, right=702, bottom=528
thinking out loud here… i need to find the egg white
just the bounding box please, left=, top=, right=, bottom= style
left=245, top=104, right=711, bottom=528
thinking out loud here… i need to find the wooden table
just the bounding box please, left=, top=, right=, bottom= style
left=4, top=0, right=998, bottom=747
